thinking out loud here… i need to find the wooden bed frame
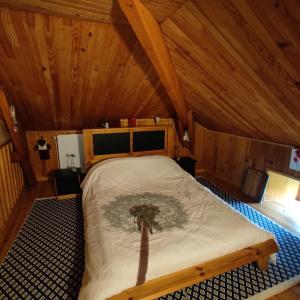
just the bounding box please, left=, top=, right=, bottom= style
left=108, top=239, right=278, bottom=300
left=83, top=126, right=176, bottom=168
left=82, top=126, right=279, bottom=300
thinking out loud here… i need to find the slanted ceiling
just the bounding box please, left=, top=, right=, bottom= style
left=0, top=0, right=299, bottom=147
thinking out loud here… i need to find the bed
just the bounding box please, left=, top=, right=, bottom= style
left=78, top=152, right=278, bottom=300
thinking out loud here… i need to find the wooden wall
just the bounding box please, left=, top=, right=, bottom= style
left=194, top=123, right=300, bottom=189
left=265, top=170, right=299, bottom=202
left=27, top=121, right=300, bottom=188
left=0, top=141, right=24, bottom=239
left=0, top=119, right=9, bottom=145
left=26, top=119, right=179, bottom=181
left=26, top=130, right=80, bottom=181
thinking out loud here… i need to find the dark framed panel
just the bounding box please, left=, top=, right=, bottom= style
left=242, top=168, right=269, bottom=203
left=133, top=130, right=165, bottom=152
left=83, top=126, right=175, bottom=167
left=92, top=132, right=130, bottom=155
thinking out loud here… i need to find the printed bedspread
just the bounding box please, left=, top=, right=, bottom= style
left=78, top=156, right=276, bottom=300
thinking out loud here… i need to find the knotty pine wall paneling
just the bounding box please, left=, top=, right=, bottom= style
left=193, top=123, right=214, bottom=173
left=26, top=119, right=176, bottom=181
left=26, top=130, right=80, bottom=181
left=0, top=141, right=24, bottom=239
left=194, top=124, right=300, bottom=189
left=0, top=119, right=9, bottom=145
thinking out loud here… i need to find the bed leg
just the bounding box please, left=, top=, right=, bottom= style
left=255, top=256, right=269, bottom=271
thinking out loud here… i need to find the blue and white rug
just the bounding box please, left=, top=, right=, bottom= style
left=0, top=199, right=84, bottom=300
left=0, top=177, right=299, bottom=299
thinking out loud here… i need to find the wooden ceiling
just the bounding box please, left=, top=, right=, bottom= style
left=0, top=0, right=187, bottom=23
left=161, top=0, right=300, bottom=146
left=0, top=8, right=174, bottom=129
left=0, top=0, right=299, bottom=147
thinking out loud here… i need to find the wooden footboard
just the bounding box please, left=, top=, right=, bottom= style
left=108, top=239, right=279, bottom=300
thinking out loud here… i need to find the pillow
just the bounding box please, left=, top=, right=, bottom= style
left=81, top=155, right=189, bottom=192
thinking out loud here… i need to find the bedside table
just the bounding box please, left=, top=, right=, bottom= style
left=174, top=157, right=196, bottom=176
left=54, top=168, right=84, bottom=200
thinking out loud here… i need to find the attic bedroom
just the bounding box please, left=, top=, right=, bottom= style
left=0, top=0, right=299, bottom=299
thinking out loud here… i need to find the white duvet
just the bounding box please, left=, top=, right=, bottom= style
left=79, top=156, right=276, bottom=300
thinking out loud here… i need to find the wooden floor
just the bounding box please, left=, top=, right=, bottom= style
left=250, top=200, right=300, bottom=238
left=268, top=284, right=300, bottom=300
left=0, top=179, right=299, bottom=299
left=198, top=171, right=258, bottom=203
left=0, top=180, right=55, bottom=263
left=199, top=171, right=300, bottom=238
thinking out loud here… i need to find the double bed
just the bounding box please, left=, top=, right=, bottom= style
left=78, top=154, right=278, bottom=300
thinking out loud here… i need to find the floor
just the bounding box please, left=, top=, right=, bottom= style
left=0, top=179, right=299, bottom=299
left=0, top=180, right=56, bottom=263
left=256, top=170, right=300, bottom=238
left=199, top=171, right=300, bottom=238
left=250, top=200, right=300, bottom=239
left=268, top=284, right=300, bottom=299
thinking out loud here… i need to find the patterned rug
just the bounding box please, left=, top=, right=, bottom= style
left=0, top=198, right=84, bottom=300
left=0, top=177, right=299, bottom=299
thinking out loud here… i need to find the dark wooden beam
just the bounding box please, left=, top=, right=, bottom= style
left=118, top=0, right=190, bottom=135
left=0, top=88, right=36, bottom=185
left=188, top=109, right=195, bottom=154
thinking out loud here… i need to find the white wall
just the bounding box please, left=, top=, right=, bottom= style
left=57, top=134, right=84, bottom=171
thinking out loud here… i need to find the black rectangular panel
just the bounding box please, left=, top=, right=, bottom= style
left=133, top=130, right=165, bottom=152
left=174, top=157, right=196, bottom=176
left=93, top=133, right=130, bottom=155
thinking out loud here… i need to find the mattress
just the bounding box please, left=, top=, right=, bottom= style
left=79, top=155, right=276, bottom=299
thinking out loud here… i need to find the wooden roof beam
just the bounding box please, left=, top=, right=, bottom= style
left=118, top=0, right=190, bottom=141
left=0, top=89, right=36, bottom=185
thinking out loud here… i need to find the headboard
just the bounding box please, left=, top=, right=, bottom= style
left=83, top=126, right=176, bottom=167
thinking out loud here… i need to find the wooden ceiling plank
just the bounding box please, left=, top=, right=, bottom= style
left=161, top=0, right=300, bottom=146
left=209, top=1, right=300, bottom=118
left=0, top=1, right=299, bottom=147
left=0, top=9, right=173, bottom=130
left=79, top=22, right=104, bottom=127
left=107, top=40, right=173, bottom=123
left=3, top=9, right=53, bottom=130
left=34, top=14, right=57, bottom=129
left=0, top=0, right=123, bottom=24
left=235, top=1, right=300, bottom=81
left=161, top=18, right=287, bottom=141
left=118, top=0, right=189, bottom=132
left=143, top=0, right=187, bottom=22
left=184, top=0, right=300, bottom=134
left=245, top=0, right=300, bottom=79
left=0, top=0, right=187, bottom=23
left=231, top=0, right=300, bottom=98
left=84, top=25, right=121, bottom=124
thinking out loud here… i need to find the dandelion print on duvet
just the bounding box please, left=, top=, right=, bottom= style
left=102, top=192, right=188, bottom=285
